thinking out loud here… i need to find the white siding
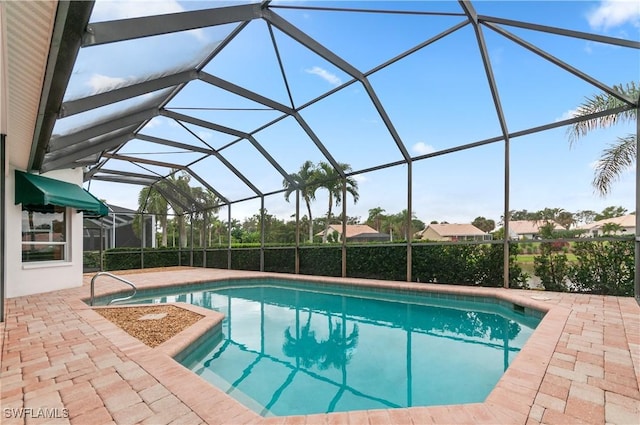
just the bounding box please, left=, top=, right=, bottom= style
left=6, top=167, right=84, bottom=298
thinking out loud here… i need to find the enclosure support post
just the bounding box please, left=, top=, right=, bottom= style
left=635, top=105, right=639, bottom=304
left=151, top=214, right=156, bottom=248
left=99, top=219, right=104, bottom=271
left=141, top=212, right=145, bottom=270
left=227, top=206, right=232, bottom=270
left=503, top=135, right=511, bottom=289
left=111, top=213, right=116, bottom=249
left=341, top=180, right=347, bottom=278
left=260, top=197, right=265, bottom=272
left=295, top=189, right=300, bottom=274
left=173, top=214, right=182, bottom=266
left=407, top=161, right=413, bottom=282
left=189, top=212, right=194, bottom=267
left=203, top=209, right=207, bottom=268
left=460, top=0, right=510, bottom=288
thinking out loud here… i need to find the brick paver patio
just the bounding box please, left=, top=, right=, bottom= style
left=1, top=268, right=639, bottom=424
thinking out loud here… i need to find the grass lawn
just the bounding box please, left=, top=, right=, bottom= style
left=516, top=253, right=578, bottom=263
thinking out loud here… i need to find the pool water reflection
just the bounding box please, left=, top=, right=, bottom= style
left=141, top=283, right=539, bottom=416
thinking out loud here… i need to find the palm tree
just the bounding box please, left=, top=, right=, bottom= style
left=164, top=170, right=192, bottom=248
left=191, top=187, right=219, bottom=247
left=316, top=162, right=359, bottom=243
left=567, top=82, right=638, bottom=196
left=366, top=207, right=386, bottom=232
left=138, top=186, right=168, bottom=246
left=283, top=160, right=320, bottom=243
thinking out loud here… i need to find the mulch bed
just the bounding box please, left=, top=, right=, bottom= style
left=95, top=304, right=203, bottom=348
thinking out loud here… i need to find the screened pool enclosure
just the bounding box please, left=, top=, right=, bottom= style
left=27, top=1, right=639, bottom=295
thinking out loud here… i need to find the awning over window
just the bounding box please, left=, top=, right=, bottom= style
left=15, top=170, right=109, bottom=217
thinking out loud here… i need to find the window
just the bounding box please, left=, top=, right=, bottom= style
left=21, top=206, right=67, bottom=262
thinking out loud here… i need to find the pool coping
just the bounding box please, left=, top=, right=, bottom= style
left=81, top=271, right=569, bottom=424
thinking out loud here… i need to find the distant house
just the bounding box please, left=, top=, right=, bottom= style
left=416, top=223, right=491, bottom=242
left=318, top=224, right=390, bottom=243
left=577, top=214, right=636, bottom=237
left=506, top=220, right=564, bottom=240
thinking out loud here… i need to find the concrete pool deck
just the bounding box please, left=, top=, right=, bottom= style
left=1, top=268, right=639, bottom=424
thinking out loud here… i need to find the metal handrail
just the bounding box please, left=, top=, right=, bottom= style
left=90, top=272, right=137, bottom=306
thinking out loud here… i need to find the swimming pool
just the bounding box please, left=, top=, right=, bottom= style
left=129, top=279, right=541, bottom=417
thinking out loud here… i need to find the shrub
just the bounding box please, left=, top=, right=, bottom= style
left=83, top=251, right=101, bottom=269
left=347, top=245, right=406, bottom=281
left=533, top=224, right=571, bottom=292
left=299, top=246, right=341, bottom=277
left=570, top=240, right=634, bottom=296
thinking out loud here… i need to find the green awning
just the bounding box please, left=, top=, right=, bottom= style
left=15, top=170, right=109, bottom=217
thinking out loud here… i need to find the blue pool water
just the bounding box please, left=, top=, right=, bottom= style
left=130, top=280, right=540, bottom=416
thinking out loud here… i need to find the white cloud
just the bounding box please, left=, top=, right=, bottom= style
left=353, top=174, right=368, bottom=184
left=411, top=142, right=435, bottom=155
left=143, top=117, right=160, bottom=129
left=305, top=66, right=342, bottom=86
left=587, top=0, right=640, bottom=31
left=90, top=0, right=206, bottom=42
left=197, top=131, right=213, bottom=143
left=556, top=108, right=579, bottom=122
left=91, top=1, right=185, bottom=21
left=87, top=74, right=127, bottom=93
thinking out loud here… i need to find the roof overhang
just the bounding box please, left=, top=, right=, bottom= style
left=29, top=1, right=95, bottom=172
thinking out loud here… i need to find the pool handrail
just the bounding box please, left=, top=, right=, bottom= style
left=90, top=272, right=137, bottom=306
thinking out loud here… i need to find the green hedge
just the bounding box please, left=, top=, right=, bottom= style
left=87, top=239, right=632, bottom=295
left=300, top=246, right=342, bottom=277
left=142, top=249, right=180, bottom=268
left=206, top=249, right=228, bottom=268
left=91, top=243, right=525, bottom=286
left=265, top=248, right=295, bottom=274
left=230, top=249, right=261, bottom=271
left=83, top=251, right=101, bottom=269
left=104, top=248, right=141, bottom=270
left=347, top=245, right=406, bottom=281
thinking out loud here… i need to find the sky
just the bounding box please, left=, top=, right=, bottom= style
left=68, top=0, right=640, bottom=226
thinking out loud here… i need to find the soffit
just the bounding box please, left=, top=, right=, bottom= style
left=4, top=0, right=57, bottom=169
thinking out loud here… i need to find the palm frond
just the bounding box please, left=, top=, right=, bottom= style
left=567, top=82, right=639, bottom=146
left=592, top=134, right=637, bottom=196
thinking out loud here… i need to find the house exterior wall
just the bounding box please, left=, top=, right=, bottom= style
left=6, top=167, right=85, bottom=298
left=514, top=232, right=537, bottom=240
left=420, top=227, right=448, bottom=241
left=584, top=226, right=635, bottom=237
left=2, top=1, right=82, bottom=300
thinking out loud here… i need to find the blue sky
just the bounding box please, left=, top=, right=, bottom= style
left=73, top=0, right=639, bottom=225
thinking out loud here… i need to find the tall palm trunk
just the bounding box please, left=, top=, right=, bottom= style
left=160, top=215, right=168, bottom=247
left=323, top=192, right=334, bottom=243
left=305, top=197, right=314, bottom=243
left=178, top=215, right=187, bottom=248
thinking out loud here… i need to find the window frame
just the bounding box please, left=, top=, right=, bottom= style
left=21, top=205, right=69, bottom=263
